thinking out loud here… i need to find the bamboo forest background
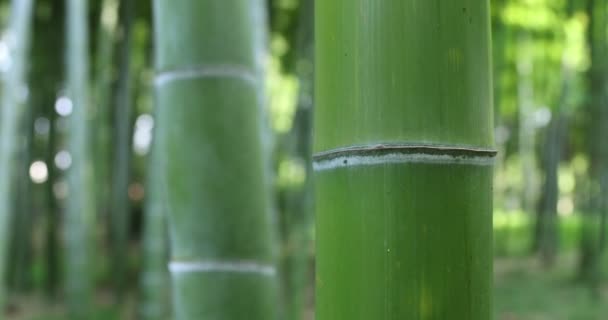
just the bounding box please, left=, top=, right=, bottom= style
left=0, top=0, right=606, bottom=319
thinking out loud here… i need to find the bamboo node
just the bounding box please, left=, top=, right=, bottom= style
left=168, top=260, right=276, bottom=277
left=154, top=64, right=257, bottom=87
left=313, top=144, right=497, bottom=171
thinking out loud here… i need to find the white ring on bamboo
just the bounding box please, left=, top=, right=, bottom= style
left=169, top=260, right=276, bottom=276
left=155, top=65, right=257, bottom=87
left=313, top=152, right=495, bottom=171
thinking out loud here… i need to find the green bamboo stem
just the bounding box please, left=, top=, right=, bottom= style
left=139, top=126, right=169, bottom=320
left=536, top=60, right=572, bottom=267
left=0, top=0, right=35, bottom=311
left=281, top=0, right=315, bottom=319
left=44, top=106, right=59, bottom=297
left=26, top=0, right=64, bottom=297
left=109, top=0, right=134, bottom=295
left=153, top=1, right=278, bottom=319
left=7, top=100, right=34, bottom=293
left=65, top=0, right=95, bottom=315
left=94, top=0, right=118, bottom=222
left=315, top=1, right=495, bottom=319
left=516, top=34, right=538, bottom=215
left=578, top=0, right=608, bottom=288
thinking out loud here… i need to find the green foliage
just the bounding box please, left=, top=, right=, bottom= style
left=493, top=0, right=588, bottom=117
left=494, top=210, right=583, bottom=255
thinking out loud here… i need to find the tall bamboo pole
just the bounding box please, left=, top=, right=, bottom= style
left=578, top=0, right=608, bottom=289
left=153, top=1, right=277, bottom=319
left=0, top=0, right=35, bottom=310
left=94, top=0, right=118, bottom=223
left=44, top=104, right=59, bottom=297
left=314, top=1, right=495, bottom=319
left=7, top=98, right=34, bottom=293
left=65, top=0, right=95, bottom=315
left=139, top=123, right=169, bottom=320
left=109, top=0, right=134, bottom=295
left=517, top=34, right=538, bottom=216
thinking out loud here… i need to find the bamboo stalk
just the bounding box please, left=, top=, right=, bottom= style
left=7, top=98, right=35, bottom=293
left=93, top=0, right=118, bottom=225
left=64, top=0, right=95, bottom=315
left=578, top=0, right=608, bottom=289
left=0, top=0, right=35, bottom=311
left=139, top=106, right=169, bottom=320
left=44, top=105, right=59, bottom=297
left=109, top=0, right=134, bottom=295
left=152, top=1, right=278, bottom=319
left=314, top=1, right=495, bottom=319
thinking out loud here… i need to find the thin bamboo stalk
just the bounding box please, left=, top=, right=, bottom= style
left=7, top=99, right=35, bottom=292
left=0, top=0, right=35, bottom=311
left=109, top=0, right=134, bottom=295
left=578, top=0, right=608, bottom=289
left=152, top=1, right=278, bottom=319
left=64, top=0, right=95, bottom=315
left=93, top=0, right=118, bottom=224
left=314, top=1, right=495, bottom=319
left=139, top=124, right=169, bottom=320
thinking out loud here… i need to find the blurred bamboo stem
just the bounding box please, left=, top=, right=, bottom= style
left=64, top=0, right=95, bottom=315
left=0, top=0, right=35, bottom=312
left=109, top=0, right=134, bottom=296
left=153, top=0, right=278, bottom=318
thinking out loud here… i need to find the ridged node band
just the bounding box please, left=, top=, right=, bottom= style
left=313, top=144, right=497, bottom=171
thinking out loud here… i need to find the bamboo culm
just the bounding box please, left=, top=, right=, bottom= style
left=93, top=0, right=118, bottom=227
left=65, top=0, right=95, bottom=315
left=152, top=1, right=278, bottom=319
left=314, top=1, right=495, bottom=319
left=0, top=0, right=35, bottom=312
left=109, top=0, right=134, bottom=295
left=139, top=103, right=170, bottom=320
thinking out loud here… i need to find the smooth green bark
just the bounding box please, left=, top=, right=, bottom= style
left=65, top=0, right=95, bottom=315
left=139, top=149, right=169, bottom=320
left=44, top=107, right=59, bottom=297
left=153, top=1, right=277, bottom=319
left=578, top=0, right=608, bottom=287
left=315, top=1, right=495, bottom=319
left=93, top=0, right=118, bottom=224
left=26, top=0, right=64, bottom=297
left=139, top=105, right=169, bottom=320
left=7, top=101, right=34, bottom=293
left=109, top=0, right=134, bottom=295
left=0, top=0, right=35, bottom=310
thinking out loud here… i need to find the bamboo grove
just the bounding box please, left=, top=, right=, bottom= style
left=0, top=0, right=606, bottom=319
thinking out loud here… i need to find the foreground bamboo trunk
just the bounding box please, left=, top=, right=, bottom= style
left=0, top=0, right=35, bottom=310
left=153, top=1, right=277, bottom=319
left=314, top=1, right=495, bottom=319
left=65, top=0, right=95, bottom=315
